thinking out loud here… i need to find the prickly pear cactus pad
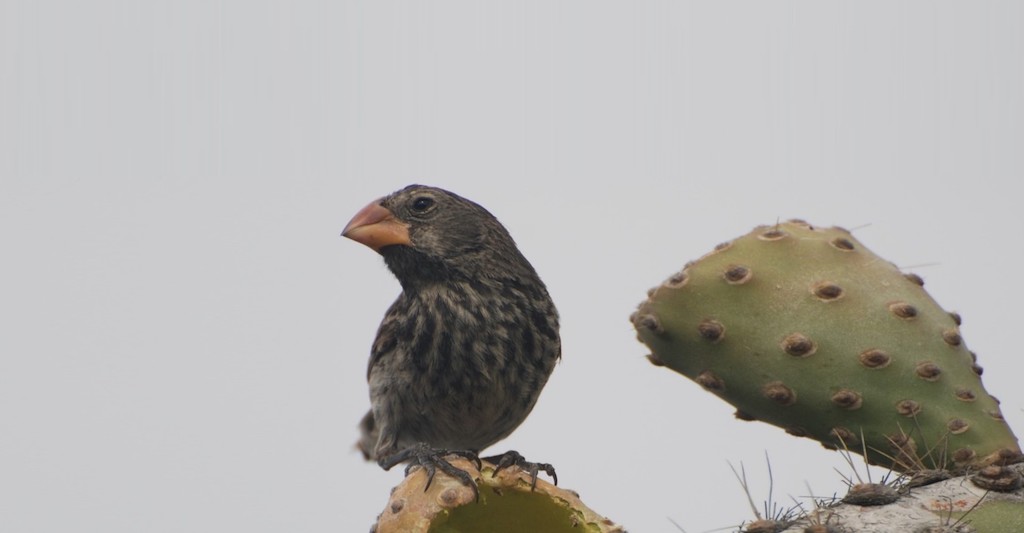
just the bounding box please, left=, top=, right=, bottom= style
left=373, top=458, right=625, bottom=533
left=631, top=220, right=1021, bottom=473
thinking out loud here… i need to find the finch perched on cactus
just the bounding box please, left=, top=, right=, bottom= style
left=343, top=185, right=560, bottom=496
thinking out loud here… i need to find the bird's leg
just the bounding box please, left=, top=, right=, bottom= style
left=379, top=442, right=483, bottom=501
left=481, top=450, right=557, bottom=490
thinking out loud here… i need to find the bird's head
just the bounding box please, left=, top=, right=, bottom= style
left=343, top=185, right=533, bottom=286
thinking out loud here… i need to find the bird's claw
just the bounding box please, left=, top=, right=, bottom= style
left=385, top=443, right=482, bottom=501
left=483, top=450, right=557, bottom=490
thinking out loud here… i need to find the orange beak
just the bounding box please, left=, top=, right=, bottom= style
left=342, top=199, right=411, bottom=253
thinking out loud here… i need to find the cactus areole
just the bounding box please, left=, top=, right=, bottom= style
left=632, top=220, right=1022, bottom=473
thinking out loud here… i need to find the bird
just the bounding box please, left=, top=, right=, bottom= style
left=342, top=184, right=561, bottom=497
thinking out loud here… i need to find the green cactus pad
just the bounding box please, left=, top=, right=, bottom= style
left=632, top=220, right=1021, bottom=473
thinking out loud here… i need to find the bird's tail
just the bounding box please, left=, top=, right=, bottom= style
left=356, top=409, right=377, bottom=461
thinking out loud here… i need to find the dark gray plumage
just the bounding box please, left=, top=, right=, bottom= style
left=343, top=185, right=560, bottom=491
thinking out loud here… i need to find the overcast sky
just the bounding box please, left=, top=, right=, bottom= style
left=2, top=2, right=1023, bottom=532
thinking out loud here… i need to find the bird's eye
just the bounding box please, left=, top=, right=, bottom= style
left=411, top=196, right=435, bottom=213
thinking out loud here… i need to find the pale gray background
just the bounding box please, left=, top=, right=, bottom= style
left=2, top=1, right=1022, bottom=532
